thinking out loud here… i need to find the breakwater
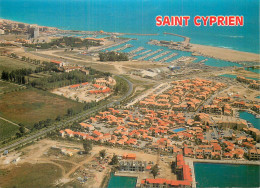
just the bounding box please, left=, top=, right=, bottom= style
left=164, top=32, right=190, bottom=46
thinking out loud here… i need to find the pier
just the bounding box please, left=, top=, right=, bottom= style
left=112, top=44, right=133, bottom=52
left=159, top=52, right=178, bottom=62
left=128, top=47, right=145, bottom=55
left=148, top=51, right=171, bottom=61
left=169, top=56, right=197, bottom=64
left=137, top=49, right=163, bottom=61
left=197, top=59, right=208, bottom=64
left=136, top=49, right=151, bottom=56
left=128, top=47, right=145, bottom=58
left=131, top=49, right=152, bottom=59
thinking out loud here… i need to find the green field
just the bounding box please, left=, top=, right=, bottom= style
left=0, top=163, right=62, bottom=188
left=0, top=118, right=19, bottom=141
left=0, top=56, right=38, bottom=73
left=0, top=80, right=25, bottom=94
left=0, top=88, right=84, bottom=129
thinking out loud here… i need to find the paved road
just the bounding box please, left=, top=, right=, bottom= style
left=0, top=75, right=133, bottom=153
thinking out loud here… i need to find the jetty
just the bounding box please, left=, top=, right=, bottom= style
left=137, top=49, right=151, bottom=56
left=128, top=47, right=144, bottom=55
left=113, top=44, right=133, bottom=52
left=169, top=56, right=197, bottom=64
left=128, top=47, right=145, bottom=58
left=131, top=49, right=152, bottom=59
left=159, top=52, right=178, bottom=63
left=137, top=49, right=163, bottom=61
left=197, top=59, right=208, bottom=64
left=148, top=51, right=171, bottom=61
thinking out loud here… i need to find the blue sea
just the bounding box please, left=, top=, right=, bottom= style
left=0, top=0, right=259, bottom=54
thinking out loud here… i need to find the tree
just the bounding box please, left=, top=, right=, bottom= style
left=56, top=115, right=61, bottom=121
left=16, top=132, right=22, bottom=138
left=83, top=140, right=92, bottom=154
left=19, top=125, right=26, bottom=134
left=99, top=149, right=106, bottom=159
left=110, top=154, right=119, bottom=165
left=67, top=108, right=74, bottom=116
left=151, top=164, right=159, bottom=179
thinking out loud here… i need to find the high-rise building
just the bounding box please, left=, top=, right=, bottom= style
left=33, top=27, right=39, bottom=38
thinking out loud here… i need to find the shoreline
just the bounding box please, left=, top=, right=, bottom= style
left=1, top=18, right=259, bottom=63
left=189, top=43, right=260, bottom=63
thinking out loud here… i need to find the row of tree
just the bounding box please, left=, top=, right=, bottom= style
left=33, top=119, right=53, bottom=130
left=22, top=36, right=101, bottom=49
left=30, top=70, right=91, bottom=89
left=1, top=68, right=33, bottom=84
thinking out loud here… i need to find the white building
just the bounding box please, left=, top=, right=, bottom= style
left=0, top=29, right=5, bottom=35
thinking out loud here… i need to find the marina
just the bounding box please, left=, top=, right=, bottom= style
left=169, top=56, right=197, bottom=64
left=128, top=47, right=144, bottom=55
left=136, top=49, right=163, bottom=61
left=158, top=52, right=178, bottom=62
left=148, top=51, right=171, bottom=61
left=133, top=49, right=151, bottom=57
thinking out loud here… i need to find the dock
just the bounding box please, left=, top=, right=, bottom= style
left=169, top=56, right=197, bottom=64
left=137, top=49, right=163, bottom=61
left=197, top=59, right=208, bottom=64
left=131, top=49, right=152, bottom=59
left=159, top=52, right=178, bottom=62
left=128, top=47, right=145, bottom=58
left=148, top=51, right=171, bottom=61
left=136, top=49, right=151, bottom=56
left=129, top=47, right=145, bottom=55
left=112, top=44, right=133, bottom=52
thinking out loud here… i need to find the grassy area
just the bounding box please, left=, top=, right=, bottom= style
left=0, top=88, right=84, bottom=129
left=0, top=56, right=38, bottom=73
left=51, top=160, right=74, bottom=173
left=0, top=118, right=19, bottom=141
left=0, top=81, right=25, bottom=94
left=0, top=163, right=62, bottom=188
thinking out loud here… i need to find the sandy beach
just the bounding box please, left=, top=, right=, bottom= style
left=190, top=43, right=260, bottom=63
